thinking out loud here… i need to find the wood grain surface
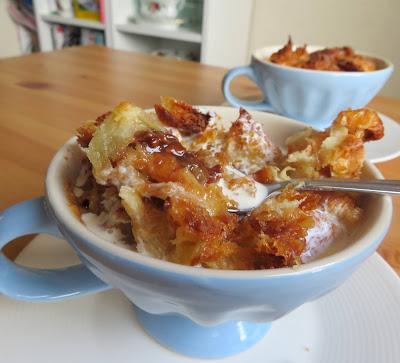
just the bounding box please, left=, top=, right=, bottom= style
left=0, top=46, right=399, bottom=272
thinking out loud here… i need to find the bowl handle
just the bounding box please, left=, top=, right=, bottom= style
left=222, top=65, right=274, bottom=111
left=0, top=197, right=110, bottom=301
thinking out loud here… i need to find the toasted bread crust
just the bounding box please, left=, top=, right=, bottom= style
left=72, top=98, right=374, bottom=269
left=270, top=37, right=376, bottom=72
left=155, top=96, right=212, bottom=135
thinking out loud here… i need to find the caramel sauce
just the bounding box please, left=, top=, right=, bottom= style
left=134, top=130, right=221, bottom=184
left=135, top=131, right=186, bottom=157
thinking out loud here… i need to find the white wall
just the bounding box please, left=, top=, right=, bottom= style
left=0, top=0, right=21, bottom=58
left=248, top=0, right=400, bottom=98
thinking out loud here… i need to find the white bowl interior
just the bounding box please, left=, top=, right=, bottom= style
left=46, top=107, right=392, bottom=278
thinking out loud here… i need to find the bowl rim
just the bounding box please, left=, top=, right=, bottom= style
left=46, top=106, right=393, bottom=279
left=252, top=45, right=394, bottom=76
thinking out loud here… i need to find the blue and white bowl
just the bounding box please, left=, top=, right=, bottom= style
left=0, top=108, right=392, bottom=359
left=223, top=46, right=394, bottom=129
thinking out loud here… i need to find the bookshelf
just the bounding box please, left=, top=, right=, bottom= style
left=41, top=14, right=105, bottom=31
left=33, top=0, right=253, bottom=67
left=115, top=23, right=201, bottom=44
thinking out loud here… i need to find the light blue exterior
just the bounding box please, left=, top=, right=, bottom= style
left=135, top=307, right=271, bottom=359
left=0, top=194, right=391, bottom=358
left=0, top=198, right=110, bottom=301
left=222, top=55, right=393, bottom=129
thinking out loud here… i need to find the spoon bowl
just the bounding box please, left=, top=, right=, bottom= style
left=227, top=178, right=400, bottom=214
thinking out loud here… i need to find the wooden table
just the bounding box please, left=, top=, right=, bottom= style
left=0, top=46, right=399, bottom=272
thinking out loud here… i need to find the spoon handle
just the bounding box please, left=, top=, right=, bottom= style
left=298, top=179, right=400, bottom=195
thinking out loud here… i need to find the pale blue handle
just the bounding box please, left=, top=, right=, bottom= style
left=222, top=66, right=274, bottom=111
left=0, top=197, right=110, bottom=301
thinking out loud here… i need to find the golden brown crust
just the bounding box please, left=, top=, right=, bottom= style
left=332, top=109, right=384, bottom=141
left=270, top=36, right=309, bottom=68
left=285, top=109, right=383, bottom=179
left=166, top=197, right=239, bottom=266
left=243, top=188, right=316, bottom=266
left=155, top=96, right=212, bottom=135
left=74, top=99, right=371, bottom=270
left=270, top=37, right=376, bottom=72
left=76, top=120, right=98, bottom=148
left=76, top=111, right=111, bottom=147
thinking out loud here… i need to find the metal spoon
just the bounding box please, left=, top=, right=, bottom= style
left=227, top=178, right=400, bottom=215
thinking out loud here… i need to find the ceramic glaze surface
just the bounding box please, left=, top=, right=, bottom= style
left=0, top=108, right=393, bottom=358
left=3, top=236, right=400, bottom=363
left=223, top=46, right=393, bottom=129
left=135, top=307, right=272, bottom=359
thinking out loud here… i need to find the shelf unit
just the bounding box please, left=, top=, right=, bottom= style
left=41, top=14, right=105, bottom=30
left=33, top=0, right=254, bottom=67
left=115, top=23, right=201, bottom=44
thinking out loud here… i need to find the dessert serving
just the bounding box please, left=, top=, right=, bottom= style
left=71, top=97, right=384, bottom=270
left=223, top=38, right=392, bottom=128
left=269, top=37, right=377, bottom=72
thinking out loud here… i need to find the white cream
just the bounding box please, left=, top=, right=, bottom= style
left=218, top=166, right=269, bottom=211
left=301, top=206, right=346, bottom=263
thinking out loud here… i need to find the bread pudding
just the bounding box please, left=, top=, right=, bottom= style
left=269, top=37, right=377, bottom=72
left=70, top=97, right=384, bottom=270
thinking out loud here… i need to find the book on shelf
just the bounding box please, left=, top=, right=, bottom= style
left=99, top=0, right=105, bottom=23
left=47, top=0, right=73, bottom=17
left=50, top=25, right=104, bottom=49
left=73, top=0, right=100, bottom=21
left=51, top=25, right=64, bottom=49
left=81, top=28, right=104, bottom=45
left=47, top=0, right=103, bottom=22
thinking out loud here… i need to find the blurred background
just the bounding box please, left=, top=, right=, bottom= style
left=1, top=0, right=399, bottom=97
